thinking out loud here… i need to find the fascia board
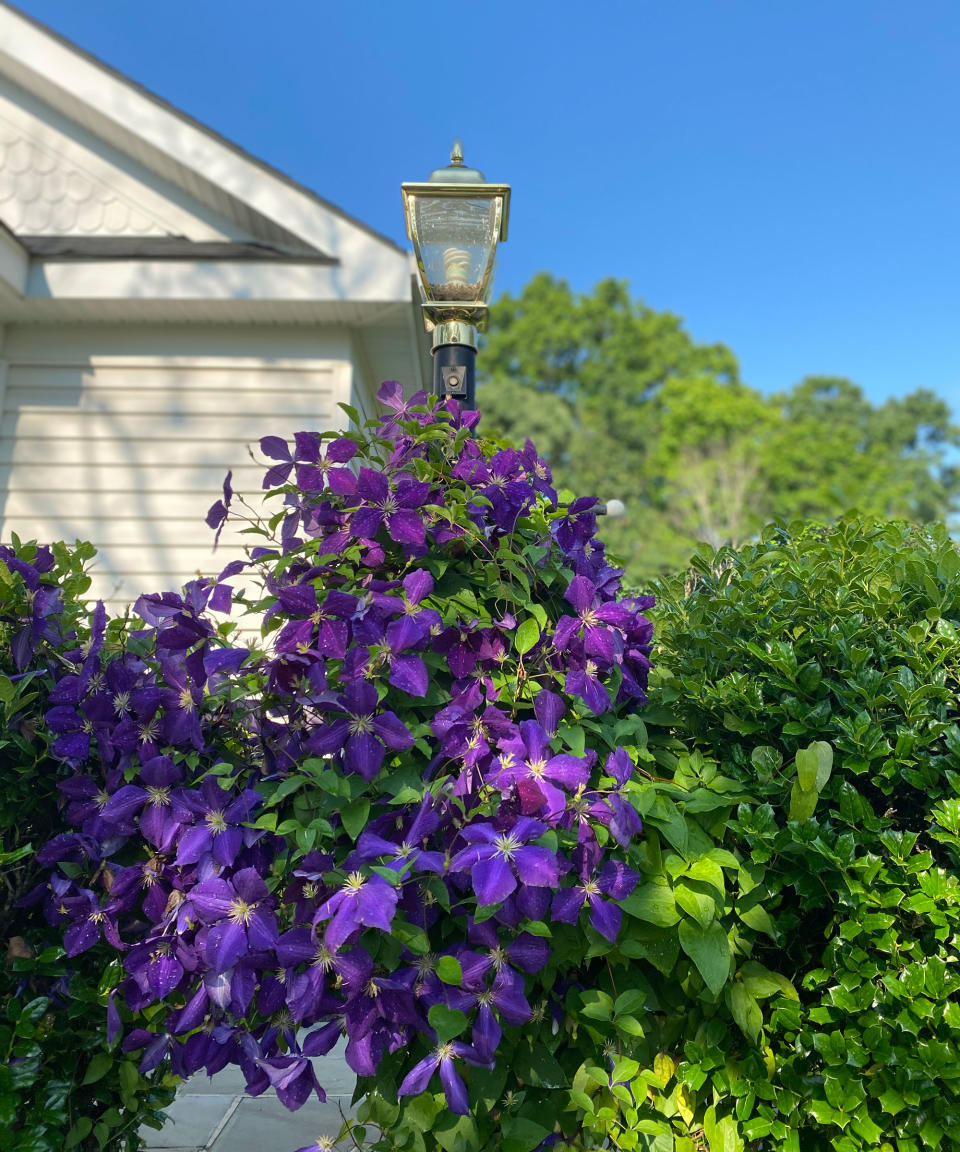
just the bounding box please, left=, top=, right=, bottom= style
left=25, top=259, right=414, bottom=303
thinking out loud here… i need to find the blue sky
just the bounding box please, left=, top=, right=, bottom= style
left=14, top=0, right=960, bottom=411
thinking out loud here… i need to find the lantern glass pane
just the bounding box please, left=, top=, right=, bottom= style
left=412, top=193, right=498, bottom=301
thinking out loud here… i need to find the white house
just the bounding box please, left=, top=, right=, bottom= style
left=0, top=2, right=428, bottom=612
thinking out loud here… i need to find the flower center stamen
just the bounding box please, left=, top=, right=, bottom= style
left=206, top=809, right=228, bottom=833
left=228, top=897, right=256, bottom=926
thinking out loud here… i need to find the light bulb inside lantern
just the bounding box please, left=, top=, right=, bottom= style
left=442, top=247, right=471, bottom=286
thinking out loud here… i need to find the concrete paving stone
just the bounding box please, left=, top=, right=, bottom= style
left=310, top=1040, right=358, bottom=1097
left=141, top=1093, right=239, bottom=1149
left=181, top=1062, right=249, bottom=1095
left=211, top=1095, right=357, bottom=1151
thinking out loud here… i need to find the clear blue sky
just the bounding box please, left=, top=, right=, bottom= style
left=13, top=0, right=960, bottom=411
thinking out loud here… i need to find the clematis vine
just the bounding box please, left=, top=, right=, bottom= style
left=29, top=380, right=658, bottom=1152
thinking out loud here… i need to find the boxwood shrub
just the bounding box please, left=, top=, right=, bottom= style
left=651, top=515, right=960, bottom=1151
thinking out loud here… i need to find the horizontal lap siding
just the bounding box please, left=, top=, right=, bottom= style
left=0, top=350, right=352, bottom=606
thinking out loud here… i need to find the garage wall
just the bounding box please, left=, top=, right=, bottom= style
left=0, top=324, right=356, bottom=613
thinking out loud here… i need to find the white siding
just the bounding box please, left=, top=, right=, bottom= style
left=0, top=325, right=356, bottom=613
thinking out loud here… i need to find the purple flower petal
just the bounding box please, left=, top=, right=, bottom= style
left=403, top=568, right=434, bottom=604
left=473, top=856, right=516, bottom=906
left=386, top=509, right=426, bottom=545
left=261, top=435, right=292, bottom=461
left=533, top=690, right=565, bottom=736
left=399, top=1053, right=437, bottom=1098
left=206, top=919, right=247, bottom=972
left=589, top=896, right=622, bottom=943
left=564, top=575, right=595, bottom=614
left=514, top=845, right=561, bottom=888
left=439, top=1056, right=470, bottom=1115
left=357, top=468, right=389, bottom=503
left=389, top=654, right=428, bottom=698
left=346, top=731, right=386, bottom=780
left=372, top=710, right=414, bottom=751
left=473, top=1002, right=501, bottom=1058
left=352, top=507, right=384, bottom=539
left=552, top=887, right=587, bottom=924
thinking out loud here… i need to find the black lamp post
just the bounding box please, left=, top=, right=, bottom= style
left=402, top=142, right=510, bottom=407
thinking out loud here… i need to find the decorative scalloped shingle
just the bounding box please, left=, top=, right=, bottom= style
left=0, top=120, right=165, bottom=236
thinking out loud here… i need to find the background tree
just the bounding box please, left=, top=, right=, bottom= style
left=479, top=275, right=960, bottom=585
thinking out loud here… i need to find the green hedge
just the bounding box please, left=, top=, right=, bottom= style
left=651, top=516, right=960, bottom=1150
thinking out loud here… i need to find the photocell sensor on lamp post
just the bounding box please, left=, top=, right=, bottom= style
left=402, top=142, right=510, bottom=407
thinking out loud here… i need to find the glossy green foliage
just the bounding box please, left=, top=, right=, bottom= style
left=0, top=539, right=176, bottom=1152
left=651, top=515, right=960, bottom=1150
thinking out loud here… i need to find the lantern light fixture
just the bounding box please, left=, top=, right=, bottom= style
left=402, top=141, right=510, bottom=406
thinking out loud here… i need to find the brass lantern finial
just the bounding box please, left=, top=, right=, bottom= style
left=450, top=140, right=464, bottom=167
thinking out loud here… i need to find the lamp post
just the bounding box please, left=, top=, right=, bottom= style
left=402, top=142, right=510, bottom=407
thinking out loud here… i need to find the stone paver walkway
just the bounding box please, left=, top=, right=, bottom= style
left=142, top=1043, right=358, bottom=1152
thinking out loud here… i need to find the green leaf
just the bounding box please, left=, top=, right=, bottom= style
left=579, top=989, right=614, bottom=1021
left=557, top=722, right=586, bottom=756
left=65, top=1118, right=93, bottom=1149
left=619, top=879, right=680, bottom=927
left=738, top=902, right=777, bottom=937
left=703, top=1107, right=744, bottom=1152
left=515, top=618, right=541, bottom=655
left=614, top=1013, right=645, bottom=1037
left=611, top=1057, right=641, bottom=1083
left=613, top=988, right=647, bottom=1016
left=738, top=961, right=799, bottom=1000
left=403, top=1091, right=440, bottom=1132
left=81, top=1051, right=113, bottom=1085
left=427, top=1005, right=468, bottom=1045
left=436, top=955, right=463, bottom=985
left=788, top=779, right=819, bottom=821
left=265, top=775, right=307, bottom=808
left=796, top=741, right=833, bottom=792
left=502, top=1116, right=552, bottom=1152
left=341, top=798, right=369, bottom=842
left=728, top=982, right=763, bottom=1044
left=118, top=1059, right=139, bottom=1096
left=434, top=1114, right=481, bottom=1152
left=678, top=918, right=731, bottom=995
left=675, top=879, right=717, bottom=927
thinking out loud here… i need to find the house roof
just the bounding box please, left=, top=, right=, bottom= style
left=0, top=1, right=406, bottom=258
left=0, top=0, right=416, bottom=319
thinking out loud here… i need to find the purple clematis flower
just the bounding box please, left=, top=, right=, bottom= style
left=62, top=889, right=124, bottom=955
left=346, top=794, right=445, bottom=874
left=398, top=1040, right=488, bottom=1115
left=588, top=747, right=643, bottom=847
left=350, top=468, right=430, bottom=546
left=447, top=964, right=532, bottom=1058
left=306, top=680, right=414, bottom=781
left=271, top=583, right=357, bottom=660
left=205, top=471, right=233, bottom=549
left=552, top=859, right=639, bottom=943
left=450, top=817, right=563, bottom=907
left=313, top=871, right=399, bottom=950
left=554, top=574, right=635, bottom=664
left=256, top=1053, right=326, bottom=1111
left=492, top=720, right=592, bottom=821
left=564, top=655, right=612, bottom=716
left=259, top=431, right=357, bottom=493
left=186, top=867, right=279, bottom=973
left=176, top=777, right=261, bottom=867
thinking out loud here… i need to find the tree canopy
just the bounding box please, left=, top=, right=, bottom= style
left=478, top=273, right=960, bottom=585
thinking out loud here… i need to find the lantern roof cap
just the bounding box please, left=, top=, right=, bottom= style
left=427, top=140, right=487, bottom=184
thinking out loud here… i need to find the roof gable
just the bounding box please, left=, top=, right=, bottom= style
left=0, top=2, right=409, bottom=303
